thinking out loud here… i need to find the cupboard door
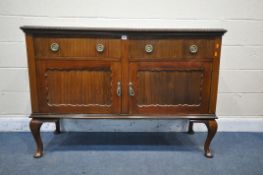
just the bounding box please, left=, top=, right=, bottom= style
left=36, top=60, right=121, bottom=114
left=129, top=62, right=212, bottom=115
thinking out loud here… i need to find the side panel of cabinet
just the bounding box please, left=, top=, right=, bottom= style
left=129, top=62, right=212, bottom=115
left=36, top=60, right=121, bottom=114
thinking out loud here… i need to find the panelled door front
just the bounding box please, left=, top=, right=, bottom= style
left=128, top=62, right=212, bottom=115
left=36, top=60, right=121, bottom=114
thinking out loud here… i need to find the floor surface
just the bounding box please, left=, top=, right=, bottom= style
left=0, top=132, right=262, bottom=175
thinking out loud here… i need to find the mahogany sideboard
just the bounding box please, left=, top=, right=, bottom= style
left=21, top=26, right=226, bottom=158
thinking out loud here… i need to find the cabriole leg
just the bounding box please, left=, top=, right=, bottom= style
left=204, top=119, right=218, bottom=158
left=29, top=118, right=44, bottom=158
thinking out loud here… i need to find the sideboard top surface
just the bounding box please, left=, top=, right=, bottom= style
left=20, top=26, right=227, bottom=36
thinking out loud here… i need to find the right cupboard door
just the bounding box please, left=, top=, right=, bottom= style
left=129, top=62, right=212, bottom=115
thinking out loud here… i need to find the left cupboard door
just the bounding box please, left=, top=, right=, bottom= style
left=36, top=60, right=121, bottom=114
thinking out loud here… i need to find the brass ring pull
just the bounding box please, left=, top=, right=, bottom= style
left=145, top=44, right=154, bottom=53
left=50, top=43, right=60, bottom=52
left=96, top=43, right=105, bottom=53
left=189, top=44, right=198, bottom=54
left=128, top=82, right=135, bottom=96
left=116, top=81, right=122, bottom=97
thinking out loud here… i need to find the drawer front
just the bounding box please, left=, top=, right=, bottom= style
left=128, top=39, right=215, bottom=60
left=182, top=39, right=215, bottom=59
left=34, top=37, right=121, bottom=59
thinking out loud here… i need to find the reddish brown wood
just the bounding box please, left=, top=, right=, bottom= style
left=25, top=35, right=39, bottom=112
left=36, top=60, right=121, bottom=114
left=29, top=118, right=60, bottom=158
left=129, top=38, right=214, bottom=60
left=209, top=37, right=222, bottom=113
left=129, top=62, right=212, bottom=115
left=182, top=38, right=215, bottom=59
left=129, top=39, right=183, bottom=59
left=34, top=37, right=121, bottom=59
left=21, top=26, right=226, bottom=158
left=189, top=119, right=218, bottom=157
left=29, top=119, right=44, bottom=158
left=121, top=39, right=129, bottom=114
left=204, top=119, right=218, bottom=158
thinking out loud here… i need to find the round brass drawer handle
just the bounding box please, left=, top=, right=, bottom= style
left=96, top=43, right=105, bottom=53
left=145, top=44, right=154, bottom=53
left=50, top=43, right=60, bottom=52
left=189, top=44, right=198, bottom=54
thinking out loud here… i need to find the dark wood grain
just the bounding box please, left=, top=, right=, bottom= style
left=204, top=119, right=218, bottom=158
left=25, top=35, right=39, bottom=112
left=209, top=37, right=222, bottom=113
left=121, top=39, right=129, bottom=114
left=30, top=118, right=60, bottom=158
left=29, top=119, right=43, bottom=158
left=129, top=62, right=212, bottom=115
left=189, top=119, right=218, bottom=158
left=129, top=39, right=183, bottom=59
left=21, top=26, right=225, bottom=158
left=36, top=60, right=121, bottom=114
left=34, top=37, right=121, bottom=59
left=129, top=38, right=215, bottom=60
left=182, top=38, right=215, bottom=59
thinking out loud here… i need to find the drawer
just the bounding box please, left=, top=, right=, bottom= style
left=128, top=39, right=215, bottom=60
left=34, top=37, right=121, bottom=59
left=182, top=39, right=215, bottom=59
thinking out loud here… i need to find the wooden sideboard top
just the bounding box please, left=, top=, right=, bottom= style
left=20, top=26, right=227, bottom=36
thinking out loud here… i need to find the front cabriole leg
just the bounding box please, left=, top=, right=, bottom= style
left=29, top=118, right=44, bottom=158
left=203, top=119, right=218, bottom=158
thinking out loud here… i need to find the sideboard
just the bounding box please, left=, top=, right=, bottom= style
left=21, top=26, right=226, bottom=158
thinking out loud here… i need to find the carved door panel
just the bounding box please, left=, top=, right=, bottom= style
left=36, top=60, right=121, bottom=114
left=129, top=62, right=212, bottom=115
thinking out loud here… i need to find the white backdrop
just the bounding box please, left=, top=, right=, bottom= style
left=0, top=0, right=263, bottom=131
